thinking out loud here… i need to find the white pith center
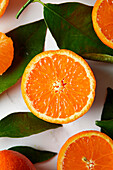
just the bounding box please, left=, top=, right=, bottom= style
left=82, top=157, right=95, bottom=170
left=52, top=79, right=67, bottom=93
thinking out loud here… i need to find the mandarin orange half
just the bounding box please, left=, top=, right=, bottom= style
left=92, top=0, right=113, bottom=49
left=0, top=32, right=14, bottom=75
left=57, top=130, right=113, bottom=170
left=0, top=0, right=9, bottom=17
left=21, top=50, right=96, bottom=124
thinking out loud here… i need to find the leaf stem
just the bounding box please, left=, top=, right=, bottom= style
left=16, top=0, right=33, bottom=19
left=16, top=0, right=45, bottom=19
left=34, top=0, right=45, bottom=6
left=82, top=53, right=113, bottom=63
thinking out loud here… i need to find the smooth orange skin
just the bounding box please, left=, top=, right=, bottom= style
left=57, top=130, right=113, bottom=170
left=92, top=0, right=113, bottom=49
left=0, top=0, right=9, bottom=17
left=0, top=150, right=36, bottom=170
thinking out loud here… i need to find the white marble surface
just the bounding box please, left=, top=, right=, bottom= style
left=0, top=0, right=113, bottom=169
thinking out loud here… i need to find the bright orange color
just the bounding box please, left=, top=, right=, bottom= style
left=57, top=130, right=113, bottom=170
left=0, top=150, right=36, bottom=170
left=92, top=0, right=113, bottom=49
left=0, top=0, right=9, bottom=17
left=0, top=32, right=14, bottom=75
left=21, top=50, right=96, bottom=124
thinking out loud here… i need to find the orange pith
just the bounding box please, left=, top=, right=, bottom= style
left=57, top=131, right=113, bottom=170
left=92, top=0, right=113, bottom=49
left=21, top=50, right=96, bottom=124
left=0, top=32, right=14, bottom=75
left=0, top=0, right=9, bottom=17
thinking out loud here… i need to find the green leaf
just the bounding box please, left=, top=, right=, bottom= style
left=44, top=3, right=113, bottom=63
left=8, top=146, right=57, bottom=163
left=0, top=19, right=47, bottom=94
left=82, top=53, right=113, bottom=63
left=96, top=88, right=113, bottom=139
left=96, top=120, right=113, bottom=139
left=101, top=88, right=113, bottom=120
left=0, top=112, right=62, bottom=138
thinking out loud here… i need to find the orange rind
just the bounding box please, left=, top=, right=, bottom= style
left=21, top=49, right=96, bottom=124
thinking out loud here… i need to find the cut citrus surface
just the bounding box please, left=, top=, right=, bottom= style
left=0, top=150, right=36, bottom=170
left=0, top=0, right=9, bottom=17
left=57, top=130, right=113, bottom=170
left=0, top=32, right=14, bottom=75
left=92, top=0, right=113, bottom=49
left=21, top=49, right=96, bottom=124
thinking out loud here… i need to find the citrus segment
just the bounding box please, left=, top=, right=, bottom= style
left=63, top=88, right=88, bottom=112
left=92, top=0, right=113, bottom=49
left=107, top=0, right=113, bottom=9
left=21, top=50, right=96, bottom=124
left=57, top=131, right=113, bottom=170
left=0, top=0, right=9, bottom=17
left=46, top=93, right=60, bottom=118
left=0, top=32, right=14, bottom=75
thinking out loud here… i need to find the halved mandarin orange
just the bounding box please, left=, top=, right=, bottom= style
left=57, top=130, right=113, bottom=170
left=0, top=32, right=14, bottom=75
left=21, top=50, right=96, bottom=124
left=0, top=0, right=9, bottom=17
left=92, top=0, right=113, bottom=49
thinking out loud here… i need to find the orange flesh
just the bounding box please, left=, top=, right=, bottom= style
left=0, top=32, right=14, bottom=75
left=97, top=0, right=113, bottom=41
left=26, top=54, right=90, bottom=119
left=0, top=0, right=9, bottom=17
left=62, top=135, right=113, bottom=169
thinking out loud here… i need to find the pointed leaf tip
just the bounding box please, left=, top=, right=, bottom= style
left=0, top=112, right=62, bottom=138
left=96, top=88, right=113, bottom=139
left=95, top=120, right=106, bottom=128
left=95, top=120, right=99, bottom=126
left=8, top=146, right=57, bottom=163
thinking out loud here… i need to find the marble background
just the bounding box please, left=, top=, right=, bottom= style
left=1, top=0, right=113, bottom=169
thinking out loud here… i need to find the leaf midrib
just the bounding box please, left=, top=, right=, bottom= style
left=44, top=3, right=104, bottom=46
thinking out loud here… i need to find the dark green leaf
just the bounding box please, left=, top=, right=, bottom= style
left=96, top=120, right=113, bottom=139
left=0, top=19, right=47, bottom=94
left=44, top=3, right=113, bottom=63
left=8, top=146, right=57, bottom=163
left=96, top=88, right=113, bottom=139
left=0, top=112, right=62, bottom=138
left=101, top=88, right=113, bottom=120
